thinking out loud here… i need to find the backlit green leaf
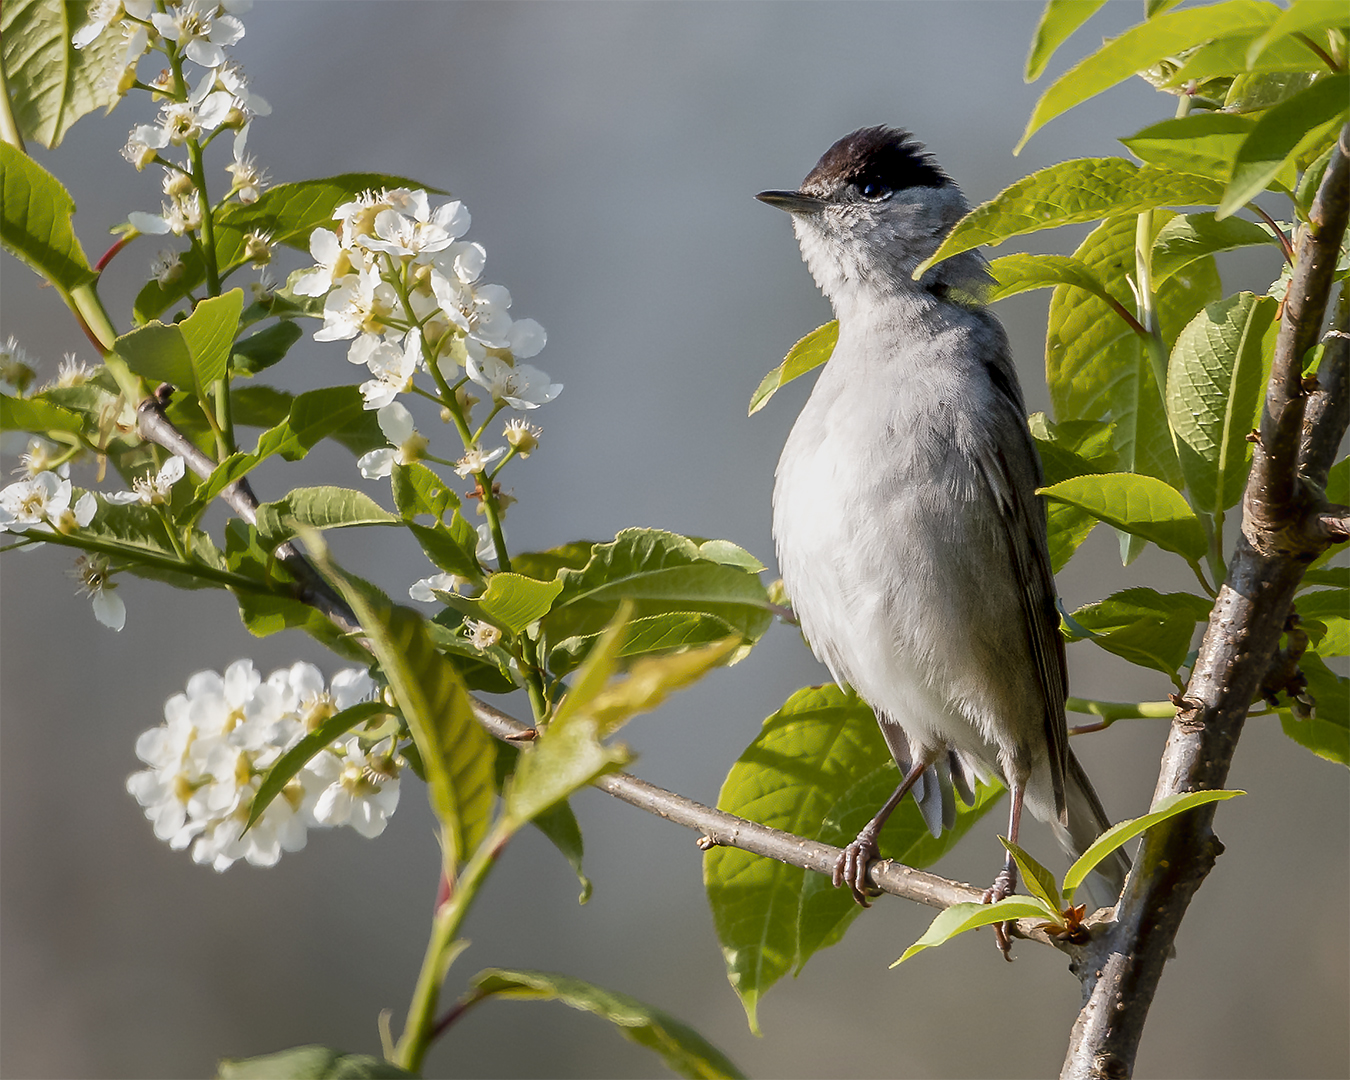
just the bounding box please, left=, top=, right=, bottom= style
left=231, top=321, right=303, bottom=377
left=987, top=252, right=1118, bottom=306
left=1167, top=292, right=1278, bottom=513
left=1151, top=213, right=1277, bottom=284
left=918, top=159, right=1225, bottom=279
left=1000, top=837, right=1062, bottom=912
left=1040, top=473, right=1207, bottom=563
left=1122, top=113, right=1259, bottom=182
left=1015, top=1, right=1277, bottom=153
left=0, top=142, right=96, bottom=291
left=217, top=1046, right=414, bottom=1079
left=254, top=486, right=397, bottom=549
left=470, top=969, right=745, bottom=1080
left=1246, top=0, right=1350, bottom=66
left=893, top=898, right=1055, bottom=965
left=472, top=572, right=564, bottom=635
left=1, top=0, right=121, bottom=149
left=1299, top=590, right=1349, bottom=657
left=1280, top=653, right=1348, bottom=765
left=0, top=393, right=83, bottom=435
left=1024, top=0, right=1109, bottom=82
left=748, top=321, right=837, bottom=416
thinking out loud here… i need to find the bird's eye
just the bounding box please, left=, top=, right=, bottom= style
left=858, top=180, right=891, bottom=201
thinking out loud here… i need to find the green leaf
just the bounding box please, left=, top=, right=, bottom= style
left=255, top=385, right=371, bottom=462
left=232, top=590, right=369, bottom=663
left=1299, top=590, right=1349, bottom=657
left=918, top=159, right=1225, bottom=279
left=247, top=702, right=387, bottom=830
left=583, top=637, right=741, bottom=733
left=1218, top=73, right=1350, bottom=219
left=1047, top=214, right=1219, bottom=489
left=1281, top=653, right=1349, bottom=765
left=1151, top=212, right=1278, bottom=285
left=113, top=323, right=195, bottom=391
left=499, top=743, right=595, bottom=903
left=1015, top=1, right=1278, bottom=153
left=1063, top=789, right=1244, bottom=903
left=1167, top=292, right=1279, bottom=513
left=512, top=541, right=596, bottom=582
left=407, top=517, right=483, bottom=580
left=232, top=321, right=303, bottom=377
left=179, top=288, right=245, bottom=395
left=470, top=572, right=564, bottom=635
left=748, top=321, right=837, bottom=416
left=391, top=462, right=457, bottom=522
left=217, top=1045, right=415, bottom=1079
left=541, top=529, right=773, bottom=677
left=1066, top=587, right=1212, bottom=678
left=1167, top=32, right=1328, bottom=86
left=704, top=685, right=999, bottom=1032
left=133, top=174, right=444, bottom=321
left=1302, top=567, right=1350, bottom=589
left=987, top=253, right=1118, bottom=306
left=470, top=969, right=745, bottom=1080
left=1024, top=0, right=1108, bottom=81
left=892, top=898, right=1056, bottom=965
left=1246, top=0, right=1350, bottom=66
left=1040, top=473, right=1207, bottom=563
left=1121, top=113, right=1260, bottom=182
left=0, top=393, right=83, bottom=435
left=254, top=486, right=397, bottom=549
left=999, top=837, right=1063, bottom=912
left=328, top=568, right=495, bottom=869
left=547, top=611, right=742, bottom=675
left=1146, top=0, right=1186, bottom=15
left=0, top=141, right=96, bottom=290
left=0, top=0, right=122, bottom=149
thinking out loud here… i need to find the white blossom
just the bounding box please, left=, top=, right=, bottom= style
left=71, top=553, right=126, bottom=631
left=409, top=572, right=468, bottom=602
left=150, top=249, right=184, bottom=285
left=292, top=228, right=354, bottom=297
left=313, top=268, right=395, bottom=342
left=15, top=437, right=70, bottom=479
left=453, top=443, right=506, bottom=479
left=363, top=198, right=469, bottom=260
left=466, top=352, right=562, bottom=410
left=359, top=334, right=421, bottom=410
left=126, top=661, right=387, bottom=871
left=309, top=736, right=403, bottom=839
left=465, top=619, right=502, bottom=651
left=152, top=0, right=245, bottom=69
left=0, top=471, right=72, bottom=533
left=107, top=455, right=186, bottom=506
left=357, top=401, right=427, bottom=479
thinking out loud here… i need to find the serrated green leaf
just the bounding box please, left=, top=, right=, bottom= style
left=1167, top=292, right=1278, bottom=513
left=695, top=539, right=767, bottom=573
left=1066, top=587, right=1212, bottom=676
left=542, top=529, right=773, bottom=678
left=135, top=174, right=444, bottom=322
left=328, top=569, right=495, bottom=869
left=893, top=898, right=1056, bottom=965
left=1246, top=0, right=1350, bottom=66
left=1015, top=1, right=1278, bottom=153
left=1063, top=789, right=1244, bottom=902
left=232, top=589, right=369, bottom=662
left=513, top=541, right=596, bottom=582
left=1047, top=214, right=1218, bottom=490
left=585, top=637, right=740, bottom=733
left=1301, top=567, right=1349, bottom=589
left=1024, top=0, right=1109, bottom=81
left=704, top=685, right=999, bottom=1032
left=1040, top=473, right=1207, bottom=563
left=1122, top=112, right=1258, bottom=182
left=179, top=289, right=244, bottom=396
left=1167, top=31, right=1329, bottom=86
left=408, top=517, right=483, bottom=580
left=547, top=611, right=741, bottom=675
left=217, top=1045, right=415, bottom=1079
left=1281, top=653, right=1349, bottom=765
left=232, top=321, right=303, bottom=377
left=1299, top=590, right=1349, bottom=656
left=987, top=252, right=1118, bottom=306
left=1146, top=0, right=1186, bottom=14
left=470, top=969, right=745, bottom=1080
left=919, top=159, right=1225, bottom=280
left=0, top=393, right=83, bottom=435
left=748, top=321, right=837, bottom=416
left=499, top=742, right=594, bottom=903
left=1000, top=837, right=1063, bottom=912
left=469, top=572, right=564, bottom=635
left=254, top=486, right=397, bottom=549
left=1151, top=213, right=1278, bottom=285
left=113, top=322, right=194, bottom=391
left=1, top=1, right=121, bottom=149
left=0, top=142, right=96, bottom=291
left=247, top=701, right=387, bottom=830
left=1219, top=73, right=1350, bottom=218
left=1047, top=501, right=1101, bottom=573
left=391, top=462, right=457, bottom=522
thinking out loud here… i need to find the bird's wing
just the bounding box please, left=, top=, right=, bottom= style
left=976, top=357, right=1070, bottom=822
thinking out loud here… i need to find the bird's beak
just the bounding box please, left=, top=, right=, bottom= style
left=756, top=189, right=824, bottom=213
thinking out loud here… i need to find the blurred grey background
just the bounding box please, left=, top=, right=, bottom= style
left=2, top=2, right=1346, bottom=1078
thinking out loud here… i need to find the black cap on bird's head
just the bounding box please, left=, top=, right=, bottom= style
left=756, top=126, right=950, bottom=213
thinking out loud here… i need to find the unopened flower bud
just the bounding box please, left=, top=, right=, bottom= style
left=243, top=231, right=272, bottom=267
left=162, top=170, right=195, bottom=198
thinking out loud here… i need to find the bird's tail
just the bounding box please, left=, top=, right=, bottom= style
left=1053, top=748, right=1130, bottom=912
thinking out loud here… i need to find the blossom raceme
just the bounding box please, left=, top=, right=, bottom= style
left=125, top=660, right=398, bottom=871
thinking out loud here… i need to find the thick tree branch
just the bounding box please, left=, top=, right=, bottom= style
left=1061, top=123, right=1350, bottom=1080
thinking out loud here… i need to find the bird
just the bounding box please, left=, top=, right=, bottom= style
left=757, top=126, right=1129, bottom=944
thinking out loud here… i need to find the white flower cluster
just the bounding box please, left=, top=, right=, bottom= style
left=0, top=456, right=188, bottom=631
left=293, top=188, right=561, bottom=480
left=77, top=2, right=272, bottom=275
left=126, top=660, right=403, bottom=871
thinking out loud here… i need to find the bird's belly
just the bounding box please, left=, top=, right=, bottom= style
left=773, top=431, right=1037, bottom=766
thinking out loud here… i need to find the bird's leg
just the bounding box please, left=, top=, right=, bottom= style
left=833, top=757, right=931, bottom=906
left=981, top=781, right=1025, bottom=960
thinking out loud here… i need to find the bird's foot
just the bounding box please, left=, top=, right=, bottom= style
left=981, top=865, right=1018, bottom=961
left=833, top=832, right=882, bottom=907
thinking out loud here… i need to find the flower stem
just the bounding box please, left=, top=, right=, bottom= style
left=393, top=822, right=509, bottom=1074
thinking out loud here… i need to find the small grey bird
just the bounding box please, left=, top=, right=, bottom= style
left=758, top=126, right=1128, bottom=934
